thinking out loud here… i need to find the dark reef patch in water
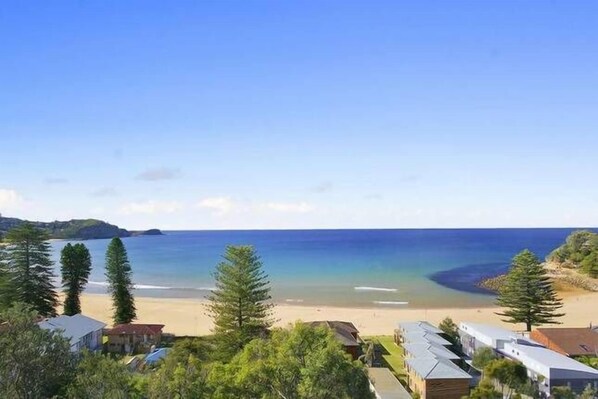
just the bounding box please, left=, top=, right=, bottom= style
left=428, top=262, right=510, bottom=295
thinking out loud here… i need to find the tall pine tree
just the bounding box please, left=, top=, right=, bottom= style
left=207, top=245, right=273, bottom=360
left=3, top=223, right=58, bottom=317
left=105, top=237, right=136, bottom=324
left=61, top=243, right=92, bottom=315
left=496, top=249, right=564, bottom=331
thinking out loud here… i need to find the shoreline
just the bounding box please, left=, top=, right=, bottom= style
left=78, top=291, right=598, bottom=337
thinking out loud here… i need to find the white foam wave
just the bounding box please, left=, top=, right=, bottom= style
left=197, top=287, right=218, bottom=291
left=88, top=281, right=110, bottom=287
left=134, top=284, right=171, bottom=290
left=89, top=281, right=213, bottom=291
left=285, top=299, right=304, bottom=303
left=354, top=286, right=398, bottom=292
left=373, top=301, right=409, bottom=305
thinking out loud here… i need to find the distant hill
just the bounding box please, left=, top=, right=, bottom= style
left=0, top=215, right=163, bottom=240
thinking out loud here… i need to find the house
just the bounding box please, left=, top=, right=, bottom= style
left=38, top=314, right=106, bottom=352
left=399, top=321, right=471, bottom=399
left=502, top=340, right=598, bottom=395
left=530, top=327, right=598, bottom=358
left=395, top=321, right=444, bottom=344
left=368, top=367, right=412, bottom=399
left=304, top=321, right=362, bottom=360
left=104, top=323, right=165, bottom=354
left=458, top=322, right=598, bottom=395
left=403, top=342, right=461, bottom=362
left=405, top=357, right=472, bottom=399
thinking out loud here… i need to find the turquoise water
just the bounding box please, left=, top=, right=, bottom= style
left=50, top=229, right=591, bottom=308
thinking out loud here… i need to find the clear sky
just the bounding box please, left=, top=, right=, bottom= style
left=1, top=1, right=597, bottom=230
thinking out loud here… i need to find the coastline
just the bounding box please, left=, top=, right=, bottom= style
left=78, top=291, right=598, bottom=337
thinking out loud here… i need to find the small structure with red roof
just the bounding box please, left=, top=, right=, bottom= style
left=104, top=323, right=165, bottom=354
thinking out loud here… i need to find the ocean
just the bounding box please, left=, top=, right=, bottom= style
left=49, top=229, right=589, bottom=309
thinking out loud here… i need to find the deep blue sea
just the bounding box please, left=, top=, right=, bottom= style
left=50, top=229, right=592, bottom=308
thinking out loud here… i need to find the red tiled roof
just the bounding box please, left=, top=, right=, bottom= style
left=531, top=327, right=598, bottom=357
left=104, top=323, right=164, bottom=335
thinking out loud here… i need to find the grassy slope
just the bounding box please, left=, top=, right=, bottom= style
left=364, top=335, right=407, bottom=385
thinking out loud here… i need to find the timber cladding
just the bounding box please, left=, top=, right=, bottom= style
left=423, top=379, right=470, bottom=399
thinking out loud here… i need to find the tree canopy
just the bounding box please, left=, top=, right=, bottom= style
left=208, top=322, right=375, bottom=399
left=3, top=223, right=58, bottom=316
left=0, top=303, right=74, bottom=398
left=207, top=245, right=274, bottom=360
left=549, top=230, right=598, bottom=278
left=496, top=249, right=564, bottom=331
left=61, top=243, right=92, bottom=315
left=66, top=351, right=139, bottom=399
left=105, top=237, right=136, bottom=324
left=484, top=358, right=528, bottom=399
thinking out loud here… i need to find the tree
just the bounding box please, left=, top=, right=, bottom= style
left=3, top=223, right=58, bottom=316
left=147, top=353, right=208, bottom=399
left=0, top=243, right=11, bottom=310
left=208, top=322, right=375, bottom=399
left=580, top=384, right=598, bottom=399
left=439, top=316, right=460, bottom=346
left=472, top=347, right=497, bottom=374
left=0, top=303, right=74, bottom=398
left=496, top=249, right=564, bottom=331
left=66, top=351, right=139, bottom=398
left=61, top=243, right=92, bottom=315
left=484, top=358, right=528, bottom=399
left=551, top=386, right=576, bottom=399
left=105, top=237, right=136, bottom=324
left=207, top=245, right=274, bottom=360
left=360, top=341, right=375, bottom=366
left=468, top=379, right=501, bottom=399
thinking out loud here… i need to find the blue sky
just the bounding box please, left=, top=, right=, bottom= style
left=1, top=1, right=597, bottom=229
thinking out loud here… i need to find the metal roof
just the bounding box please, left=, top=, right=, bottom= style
left=406, top=358, right=472, bottom=380
left=501, top=342, right=598, bottom=380
left=368, top=368, right=412, bottom=399
left=402, top=331, right=452, bottom=347
left=38, top=314, right=106, bottom=346
left=397, top=321, right=443, bottom=335
left=403, top=342, right=461, bottom=360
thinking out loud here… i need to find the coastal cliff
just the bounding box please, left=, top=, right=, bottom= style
left=477, top=261, right=598, bottom=293
left=0, top=216, right=163, bottom=240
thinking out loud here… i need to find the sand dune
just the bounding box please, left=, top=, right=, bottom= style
left=79, top=291, right=598, bottom=336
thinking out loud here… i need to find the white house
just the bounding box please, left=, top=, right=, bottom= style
left=38, top=314, right=106, bottom=352
left=458, top=322, right=598, bottom=395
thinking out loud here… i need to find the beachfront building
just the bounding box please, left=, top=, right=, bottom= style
left=104, top=323, right=165, bottom=354
left=398, top=321, right=472, bottom=399
left=395, top=321, right=445, bottom=345
left=530, top=327, right=598, bottom=358
left=368, top=367, right=412, bottom=399
left=38, top=314, right=106, bottom=352
left=405, top=357, right=472, bottom=399
left=459, top=322, right=598, bottom=395
left=304, top=321, right=362, bottom=360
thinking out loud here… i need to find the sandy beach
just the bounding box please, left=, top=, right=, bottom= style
left=79, top=290, right=598, bottom=337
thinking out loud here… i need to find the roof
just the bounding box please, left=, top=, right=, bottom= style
left=145, top=348, right=170, bottom=364
left=406, top=357, right=472, bottom=380
left=402, top=331, right=452, bottom=347
left=368, top=368, right=412, bottom=399
left=531, top=328, right=598, bottom=357
left=38, top=314, right=106, bottom=346
left=459, top=322, right=515, bottom=344
left=104, top=323, right=165, bottom=335
left=397, top=321, right=443, bottom=335
left=305, top=321, right=360, bottom=347
left=501, top=341, right=598, bottom=380
left=403, top=342, right=461, bottom=360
